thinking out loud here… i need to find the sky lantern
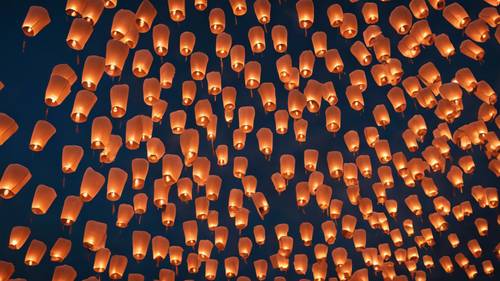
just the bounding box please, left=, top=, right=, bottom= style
left=132, top=49, right=153, bottom=77
left=106, top=167, right=127, bottom=202
left=229, top=45, right=245, bottom=73
left=179, top=128, right=199, bottom=166
left=244, top=61, right=261, bottom=90
left=216, top=32, right=232, bottom=60
left=31, top=184, right=57, bottom=215
left=169, top=110, right=187, bottom=135
left=71, top=90, right=97, bottom=123
left=50, top=238, right=71, bottom=262
left=361, top=2, right=378, bottom=24
left=256, top=128, right=273, bottom=158
left=276, top=54, right=292, bottom=83
left=167, top=0, right=185, bottom=22
left=151, top=99, right=167, bottom=123
left=81, top=55, right=105, bottom=91
left=111, top=9, right=136, bottom=40
left=109, top=84, right=128, bottom=118
left=109, top=255, right=128, bottom=280
left=80, top=0, right=104, bottom=26
left=66, top=18, right=93, bottom=50
left=296, top=0, right=314, bottom=30
left=271, top=25, right=287, bottom=53
left=132, top=231, right=151, bottom=261
left=299, top=50, right=315, bottom=78
left=83, top=220, right=107, bottom=251
left=325, top=105, right=341, bottom=133
left=44, top=64, right=77, bottom=107
left=8, top=226, right=31, bottom=250
left=229, top=0, right=247, bottom=16
left=80, top=167, right=105, bottom=202
left=206, top=72, right=221, bottom=97
left=325, top=49, right=344, bottom=74
left=253, top=0, right=271, bottom=24
left=340, top=13, right=358, bottom=39
left=152, top=24, right=170, bottom=57
left=29, top=120, right=56, bottom=152
left=104, top=39, right=129, bottom=77
left=142, top=78, right=160, bottom=106
left=465, top=19, right=490, bottom=43
left=209, top=8, right=225, bottom=34
left=409, top=0, right=429, bottom=18
left=350, top=41, right=372, bottom=66
left=22, top=6, right=50, bottom=37
left=60, top=196, right=83, bottom=226
left=443, top=3, right=470, bottom=29
left=135, top=0, right=156, bottom=33
left=222, top=86, right=237, bottom=111
left=238, top=106, right=255, bottom=133
left=146, top=137, right=165, bottom=163
left=179, top=31, right=196, bottom=57
left=410, top=20, right=434, bottom=46
left=131, top=158, right=149, bottom=190
left=248, top=26, right=265, bottom=54
left=327, top=4, right=343, bottom=27
left=51, top=265, right=77, bottom=281
left=190, top=52, right=209, bottom=80
left=24, top=239, right=46, bottom=266
left=194, top=99, right=212, bottom=127
left=479, top=7, right=499, bottom=27
left=99, top=134, right=122, bottom=164
left=0, top=114, right=16, bottom=146
left=180, top=80, right=196, bottom=106
left=390, top=6, right=412, bottom=34
left=91, top=116, right=112, bottom=149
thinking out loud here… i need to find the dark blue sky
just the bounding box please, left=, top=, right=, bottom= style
left=0, top=0, right=499, bottom=280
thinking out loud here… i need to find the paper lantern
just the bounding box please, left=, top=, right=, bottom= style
left=60, top=196, right=83, bottom=226
left=8, top=226, right=31, bottom=250
left=66, top=18, right=93, bottom=50
left=31, top=184, right=57, bottom=215
left=209, top=8, right=225, bottom=34
left=152, top=24, right=169, bottom=57
left=22, top=6, right=51, bottom=37
left=167, top=0, right=185, bottom=22
left=180, top=31, right=196, bottom=57
left=81, top=55, right=105, bottom=91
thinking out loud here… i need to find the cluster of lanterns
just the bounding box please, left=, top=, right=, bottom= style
left=0, top=0, right=499, bottom=280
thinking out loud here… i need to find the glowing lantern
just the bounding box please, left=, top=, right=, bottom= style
left=152, top=24, right=169, bottom=57
left=22, top=6, right=51, bottom=37
left=362, top=2, right=379, bottom=24
left=325, top=49, right=344, bottom=73
left=340, top=13, right=358, bottom=39
left=248, top=26, right=265, bottom=54
left=327, top=4, right=343, bottom=27
left=465, top=19, right=490, bottom=43
left=50, top=238, right=71, bottom=262
left=0, top=163, right=31, bottom=199
left=135, top=0, right=156, bottom=33
left=209, top=8, right=225, bottom=34
left=350, top=41, right=372, bottom=66
left=60, top=196, right=83, bottom=226
left=443, top=3, right=470, bottom=29
left=109, top=84, right=129, bottom=118
left=179, top=31, right=195, bottom=57
left=71, top=90, right=97, bottom=123
left=167, top=0, right=185, bottom=22
left=109, top=255, right=127, bottom=280
left=66, top=18, right=93, bottom=50
left=8, top=226, right=31, bottom=250
left=244, top=61, right=261, bottom=90
left=31, top=184, right=57, bottom=215
left=81, top=55, right=105, bottom=91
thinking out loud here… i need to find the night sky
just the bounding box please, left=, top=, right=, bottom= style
left=0, top=0, right=499, bottom=280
